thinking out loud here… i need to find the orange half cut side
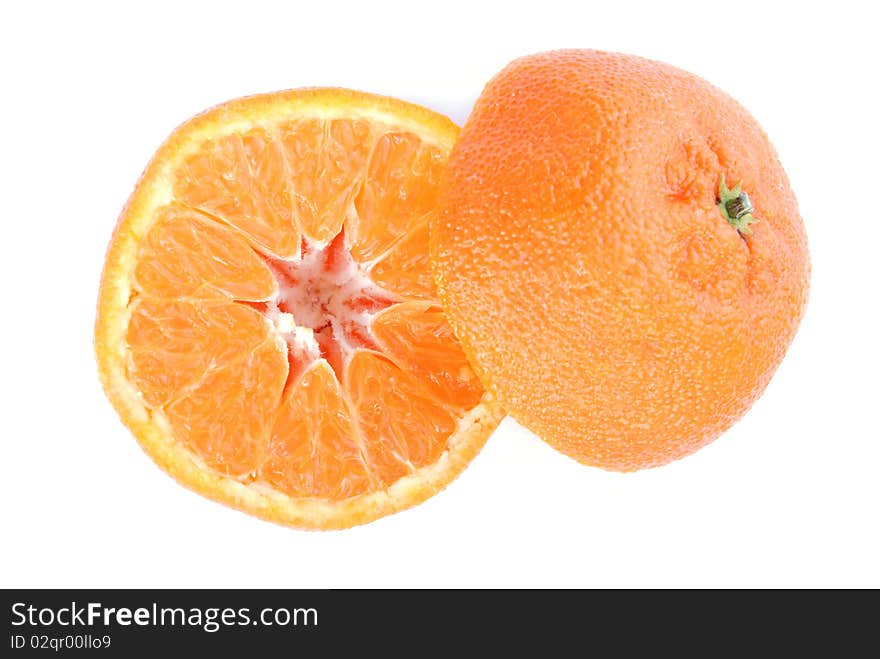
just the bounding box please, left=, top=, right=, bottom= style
left=96, top=89, right=502, bottom=529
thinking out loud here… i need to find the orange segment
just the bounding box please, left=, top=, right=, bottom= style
left=133, top=204, right=276, bottom=301
left=369, top=217, right=436, bottom=300
left=260, top=361, right=372, bottom=499
left=347, top=350, right=458, bottom=481
left=165, top=338, right=288, bottom=477
left=96, top=88, right=502, bottom=530
left=372, top=302, right=484, bottom=410
left=126, top=300, right=274, bottom=408
left=278, top=118, right=375, bottom=243
left=174, top=128, right=300, bottom=258
left=351, top=132, right=447, bottom=261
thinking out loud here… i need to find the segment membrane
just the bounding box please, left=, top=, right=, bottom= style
left=133, top=204, right=276, bottom=301
left=351, top=132, right=447, bottom=261
left=126, top=300, right=276, bottom=408
left=165, top=338, right=288, bottom=477
left=278, top=118, right=375, bottom=243
left=372, top=302, right=483, bottom=411
left=369, top=217, right=436, bottom=300
left=260, top=360, right=372, bottom=498
left=174, top=128, right=301, bottom=258
left=346, top=350, right=458, bottom=483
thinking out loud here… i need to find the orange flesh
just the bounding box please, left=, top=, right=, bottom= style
left=125, top=117, right=483, bottom=497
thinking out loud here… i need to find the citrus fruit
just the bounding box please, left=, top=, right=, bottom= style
left=432, top=50, right=810, bottom=471
left=96, top=88, right=502, bottom=529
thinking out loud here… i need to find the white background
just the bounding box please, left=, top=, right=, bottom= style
left=2, top=0, right=878, bottom=588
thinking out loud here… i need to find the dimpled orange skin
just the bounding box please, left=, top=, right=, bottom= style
left=432, top=50, right=810, bottom=471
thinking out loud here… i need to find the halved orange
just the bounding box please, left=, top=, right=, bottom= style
left=95, top=89, right=502, bottom=529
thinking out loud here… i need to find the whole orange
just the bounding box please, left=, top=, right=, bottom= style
left=432, top=50, right=810, bottom=471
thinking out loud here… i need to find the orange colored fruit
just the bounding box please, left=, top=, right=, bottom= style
left=96, top=88, right=501, bottom=529
left=432, top=50, right=810, bottom=471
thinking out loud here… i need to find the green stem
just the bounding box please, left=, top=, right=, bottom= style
left=717, top=175, right=759, bottom=236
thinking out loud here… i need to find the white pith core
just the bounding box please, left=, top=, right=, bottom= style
left=258, top=233, right=396, bottom=382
